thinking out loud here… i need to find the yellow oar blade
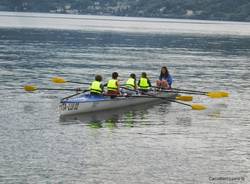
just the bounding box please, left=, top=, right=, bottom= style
left=191, top=104, right=207, bottom=110
left=51, top=77, right=66, bottom=84
left=24, top=85, right=37, bottom=92
left=219, top=91, right=229, bottom=97
left=176, top=95, right=193, bottom=102
left=207, top=92, right=224, bottom=98
left=207, top=91, right=229, bottom=98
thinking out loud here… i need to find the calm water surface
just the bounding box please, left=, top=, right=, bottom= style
left=0, top=12, right=250, bottom=184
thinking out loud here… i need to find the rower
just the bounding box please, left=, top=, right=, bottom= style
left=107, top=72, right=120, bottom=97
left=123, top=73, right=138, bottom=95
left=89, top=75, right=104, bottom=95
left=138, top=72, right=151, bottom=93
left=125, top=73, right=137, bottom=90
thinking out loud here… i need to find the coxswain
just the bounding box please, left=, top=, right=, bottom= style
left=156, top=66, right=173, bottom=89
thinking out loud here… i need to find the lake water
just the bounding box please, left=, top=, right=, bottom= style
left=0, top=12, right=250, bottom=184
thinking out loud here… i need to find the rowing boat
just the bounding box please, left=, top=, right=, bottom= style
left=59, top=92, right=178, bottom=116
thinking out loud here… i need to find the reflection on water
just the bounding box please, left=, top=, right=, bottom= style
left=59, top=103, right=158, bottom=128
left=176, top=116, right=192, bottom=127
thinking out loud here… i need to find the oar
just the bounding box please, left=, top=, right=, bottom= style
left=174, top=90, right=224, bottom=98
left=166, top=98, right=206, bottom=110
left=120, top=86, right=193, bottom=102
left=153, top=86, right=229, bottom=98
left=140, top=93, right=206, bottom=110
left=135, top=87, right=193, bottom=101
left=61, top=92, right=83, bottom=101
left=51, top=77, right=90, bottom=85
left=113, top=94, right=206, bottom=110
left=177, top=90, right=227, bottom=98
left=24, top=85, right=87, bottom=92
left=52, top=77, right=229, bottom=98
left=172, top=88, right=229, bottom=97
left=175, top=95, right=193, bottom=101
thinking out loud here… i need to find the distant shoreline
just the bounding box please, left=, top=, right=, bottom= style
left=0, top=0, right=250, bottom=22
left=0, top=10, right=249, bottom=23
left=1, top=11, right=250, bottom=37
left=1, top=11, right=250, bottom=24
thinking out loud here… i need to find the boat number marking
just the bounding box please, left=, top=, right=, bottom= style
left=60, top=103, right=79, bottom=111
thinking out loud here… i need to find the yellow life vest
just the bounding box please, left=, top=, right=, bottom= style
left=90, top=81, right=102, bottom=94
left=126, top=78, right=135, bottom=89
left=139, top=77, right=149, bottom=89
left=107, top=79, right=118, bottom=91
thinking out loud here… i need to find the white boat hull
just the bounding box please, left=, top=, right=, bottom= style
left=59, top=92, right=177, bottom=116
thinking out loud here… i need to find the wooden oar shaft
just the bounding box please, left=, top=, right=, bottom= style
left=61, top=90, right=90, bottom=101
left=139, top=92, right=204, bottom=109
left=24, top=85, right=87, bottom=92
left=141, top=94, right=189, bottom=105
left=37, top=88, right=77, bottom=91
left=51, top=77, right=90, bottom=85
left=152, top=86, right=207, bottom=94
left=171, top=87, right=207, bottom=94
left=166, top=98, right=192, bottom=107
left=167, top=90, right=205, bottom=95
left=153, top=85, right=205, bottom=92
left=104, top=94, right=177, bottom=101
left=61, top=93, right=82, bottom=101
left=67, top=81, right=90, bottom=85
left=152, top=86, right=229, bottom=98
left=120, top=87, right=192, bottom=101
left=115, top=95, right=197, bottom=108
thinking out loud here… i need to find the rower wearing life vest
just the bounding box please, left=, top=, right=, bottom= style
left=138, top=72, right=152, bottom=92
left=107, top=72, right=120, bottom=96
left=89, top=75, right=104, bottom=95
left=125, top=73, right=137, bottom=90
